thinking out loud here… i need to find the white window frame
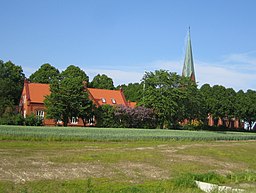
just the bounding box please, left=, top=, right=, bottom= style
left=23, top=95, right=26, bottom=104
left=71, top=117, right=78, bottom=124
left=23, top=110, right=26, bottom=118
left=36, top=110, right=44, bottom=119
left=88, top=116, right=95, bottom=125
left=102, top=98, right=106, bottom=103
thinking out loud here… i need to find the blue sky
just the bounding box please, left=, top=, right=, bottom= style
left=1, top=0, right=256, bottom=91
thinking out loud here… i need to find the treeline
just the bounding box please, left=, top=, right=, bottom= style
left=1, top=60, right=256, bottom=130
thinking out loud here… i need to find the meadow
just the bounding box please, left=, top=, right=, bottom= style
left=1, top=125, right=256, bottom=192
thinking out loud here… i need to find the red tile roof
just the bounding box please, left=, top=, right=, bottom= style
left=87, top=88, right=128, bottom=106
left=23, top=82, right=130, bottom=107
left=127, top=101, right=137, bottom=108
left=27, top=83, right=50, bottom=103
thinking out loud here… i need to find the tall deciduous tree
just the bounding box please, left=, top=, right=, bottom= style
left=236, top=90, right=256, bottom=129
left=90, top=74, right=114, bottom=90
left=61, top=65, right=89, bottom=83
left=0, top=60, right=25, bottom=116
left=29, top=63, right=60, bottom=83
left=117, top=83, right=143, bottom=102
left=44, top=65, right=92, bottom=126
left=181, top=78, right=206, bottom=123
left=142, top=70, right=204, bottom=129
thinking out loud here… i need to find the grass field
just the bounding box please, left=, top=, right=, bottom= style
left=1, top=125, right=256, bottom=141
left=1, top=125, right=256, bottom=192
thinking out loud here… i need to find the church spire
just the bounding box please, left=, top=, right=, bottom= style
left=182, top=28, right=196, bottom=82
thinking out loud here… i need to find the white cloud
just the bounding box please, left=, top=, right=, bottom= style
left=196, top=61, right=256, bottom=91
left=22, top=51, right=256, bottom=91
left=146, top=54, right=256, bottom=91
left=85, top=68, right=144, bottom=86
left=83, top=60, right=183, bottom=86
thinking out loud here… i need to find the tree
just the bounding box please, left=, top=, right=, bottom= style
left=208, top=85, right=236, bottom=127
left=201, top=84, right=238, bottom=127
left=78, top=95, right=95, bottom=127
left=95, top=105, right=116, bottom=127
left=90, top=74, right=114, bottom=90
left=44, top=65, right=93, bottom=126
left=61, top=65, right=89, bottom=83
left=29, top=63, right=60, bottom=83
left=116, top=83, right=143, bottom=102
left=142, top=70, right=183, bottom=128
left=236, top=90, right=256, bottom=130
left=0, top=60, right=25, bottom=116
left=181, top=78, right=206, bottom=123
left=142, top=69, right=204, bottom=129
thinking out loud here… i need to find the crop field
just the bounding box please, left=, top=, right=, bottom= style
left=1, top=125, right=256, bottom=192
left=1, top=125, right=256, bottom=141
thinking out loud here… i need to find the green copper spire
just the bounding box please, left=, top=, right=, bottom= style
left=182, top=28, right=196, bottom=82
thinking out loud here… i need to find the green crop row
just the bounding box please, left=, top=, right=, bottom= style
left=0, top=125, right=256, bottom=141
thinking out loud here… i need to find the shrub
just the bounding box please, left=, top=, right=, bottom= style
left=95, top=105, right=118, bottom=128
left=24, top=114, right=42, bottom=126
left=114, top=105, right=157, bottom=129
left=0, top=114, right=24, bottom=125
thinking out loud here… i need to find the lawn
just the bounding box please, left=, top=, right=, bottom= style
left=1, top=125, right=256, bottom=192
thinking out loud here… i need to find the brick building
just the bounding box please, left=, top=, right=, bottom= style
left=19, top=80, right=135, bottom=126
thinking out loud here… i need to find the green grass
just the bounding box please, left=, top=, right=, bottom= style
left=1, top=125, right=256, bottom=192
left=0, top=178, right=204, bottom=193
left=1, top=125, right=256, bottom=141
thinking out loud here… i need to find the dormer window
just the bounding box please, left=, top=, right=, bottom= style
left=111, top=98, right=116, bottom=104
left=102, top=98, right=106, bottom=103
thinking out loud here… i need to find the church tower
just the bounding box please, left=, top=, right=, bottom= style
left=182, top=28, right=196, bottom=82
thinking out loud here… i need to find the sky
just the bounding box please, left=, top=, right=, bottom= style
left=1, top=0, right=256, bottom=91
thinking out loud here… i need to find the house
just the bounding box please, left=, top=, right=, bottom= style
left=19, top=79, right=135, bottom=126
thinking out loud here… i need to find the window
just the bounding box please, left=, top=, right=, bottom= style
left=57, top=120, right=63, bottom=124
left=111, top=98, right=116, bottom=104
left=88, top=116, right=95, bottom=126
left=102, top=98, right=106, bottom=103
left=36, top=110, right=44, bottom=119
left=71, top=117, right=78, bottom=124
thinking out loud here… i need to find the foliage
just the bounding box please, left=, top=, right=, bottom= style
left=201, top=84, right=256, bottom=129
left=44, top=65, right=93, bottom=126
left=24, top=114, right=42, bottom=126
left=0, top=60, right=25, bottom=116
left=29, top=63, right=60, bottom=83
left=142, top=70, right=204, bottom=129
left=116, top=83, right=143, bottom=102
left=0, top=114, right=24, bottom=125
left=95, top=105, right=117, bottom=127
left=60, top=65, right=89, bottom=83
left=114, top=105, right=157, bottom=128
left=235, top=89, right=256, bottom=130
left=90, top=74, right=114, bottom=90
left=95, top=105, right=157, bottom=128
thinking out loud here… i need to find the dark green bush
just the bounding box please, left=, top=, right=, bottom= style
left=24, top=114, right=42, bottom=126
left=0, top=114, right=24, bottom=125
